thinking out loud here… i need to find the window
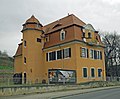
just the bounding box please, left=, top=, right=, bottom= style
left=88, top=32, right=91, bottom=38
left=49, top=51, right=56, bottom=61
left=91, top=68, right=95, bottom=77
left=94, top=50, right=97, bottom=59
left=81, top=48, right=88, bottom=58
left=37, top=38, right=41, bottom=42
left=90, top=49, right=94, bottom=59
left=83, top=68, right=87, bottom=78
left=90, top=49, right=102, bottom=60
left=57, top=50, right=62, bottom=59
left=60, top=29, right=65, bottom=41
left=24, top=40, right=26, bottom=47
left=63, top=48, right=71, bottom=58
left=82, top=32, right=85, bottom=38
left=98, top=69, right=102, bottom=77
left=46, top=48, right=71, bottom=61
left=24, top=57, right=26, bottom=64
left=45, top=36, right=49, bottom=42
left=100, top=51, right=102, bottom=60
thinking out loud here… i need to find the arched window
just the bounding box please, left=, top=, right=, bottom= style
left=88, top=32, right=92, bottom=38
left=60, top=29, right=66, bottom=41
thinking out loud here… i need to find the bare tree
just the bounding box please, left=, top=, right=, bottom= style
left=101, top=31, right=120, bottom=77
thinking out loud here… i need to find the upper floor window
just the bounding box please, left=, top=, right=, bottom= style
left=57, top=50, right=62, bottom=60
left=81, top=47, right=88, bottom=58
left=88, top=32, right=92, bottom=38
left=46, top=48, right=71, bottom=61
left=24, top=57, right=26, bottom=64
left=90, top=49, right=94, bottom=59
left=60, top=29, right=66, bottom=41
left=45, top=36, right=49, bottom=42
left=90, top=49, right=102, bottom=60
left=24, top=40, right=26, bottom=47
left=63, top=48, right=71, bottom=58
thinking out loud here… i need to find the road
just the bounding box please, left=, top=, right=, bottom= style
left=60, top=88, right=120, bottom=99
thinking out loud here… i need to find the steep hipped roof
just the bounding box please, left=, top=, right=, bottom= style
left=26, top=15, right=40, bottom=24
left=14, top=43, right=22, bottom=57
left=43, top=14, right=86, bottom=34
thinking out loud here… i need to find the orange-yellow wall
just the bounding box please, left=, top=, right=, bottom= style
left=76, top=43, right=106, bottom=83
left=14, top=56, right=23, bottom=73
left=43, top=44, right=77, bottom=82
left=22, top=30, right=45, bottom=83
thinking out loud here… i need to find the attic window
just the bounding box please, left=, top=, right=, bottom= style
left=53, top=23, right=62, bottom=29
left=82, top=32, right=85, bottom=38
left=45, top=36, right=49, bottom=42
left=60, top=29, right=66, bottom=41
left=88, top=32, right=92, bottom=38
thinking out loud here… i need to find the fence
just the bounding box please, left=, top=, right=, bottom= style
left=106, top=77, right=120, bottom=81
left=0, top=77, right=106, bottom=87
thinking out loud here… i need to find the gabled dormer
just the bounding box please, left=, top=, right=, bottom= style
left=82, top=24, right=101, bottom=45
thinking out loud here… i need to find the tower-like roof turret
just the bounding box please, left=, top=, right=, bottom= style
left=22, top=15, right=43, bottom=32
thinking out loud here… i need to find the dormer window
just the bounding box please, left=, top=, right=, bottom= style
left=60, top=29, right=66, bottom=41
left=82, top=32, right=85, bottom=38
left=88, top=32, right=92, bottom=38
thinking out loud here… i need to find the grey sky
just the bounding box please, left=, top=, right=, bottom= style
left=0, top=0, right=120, bottom=56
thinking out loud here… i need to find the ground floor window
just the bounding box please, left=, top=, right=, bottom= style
left=98, top=69, right=102, bottom=77
left=83, top=68, right=87, bottom=78
left=91, top=68, right=95, bottom=77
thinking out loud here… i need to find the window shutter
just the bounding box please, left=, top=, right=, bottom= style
left=69, top=48, right=71, bottom=57
left=100, top=51, right=102, bottom=59
left=80, top=47, right=82, bottom=57
left=46, top=53, right=48, bottom=61
left=87, top=49, right=89, bottom=58
left=60, top=50, right=62, bottom=59
left=63, top=49, right=64, bottom=58
left=94, top=50, right=97, bottom=59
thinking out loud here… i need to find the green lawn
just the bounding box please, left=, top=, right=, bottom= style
left=0, top=65, right=13, bottom=70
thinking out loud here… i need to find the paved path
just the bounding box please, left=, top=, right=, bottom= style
left=60, top=87, right=120, bottom=99
left=0, top=86, right=120, bottom=99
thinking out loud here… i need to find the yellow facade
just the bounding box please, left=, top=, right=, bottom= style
left=14, top=14, right=106, bottom=84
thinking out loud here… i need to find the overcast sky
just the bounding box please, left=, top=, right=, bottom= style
left=0, top=0, right=120, bottom=56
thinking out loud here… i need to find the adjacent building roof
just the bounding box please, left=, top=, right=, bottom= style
left=14, top=43, right=22, bottom=57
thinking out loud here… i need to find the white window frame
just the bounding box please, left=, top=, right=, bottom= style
left=48, top=51, right=52, bottom=62
left=56, top=49, right=62, bottom=60
left=97, top=68, right=102, bottom=78
left=81, top=47, right=88, bottom=58
left=90, top=49, right=94, bottom=59
left=64, top=47, right=70, bottom=59
left=90, top=67, right=95, bottom=78
left=82, top=67, right=88, bottom=78
left=60, top=29, right=66, bottom=41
